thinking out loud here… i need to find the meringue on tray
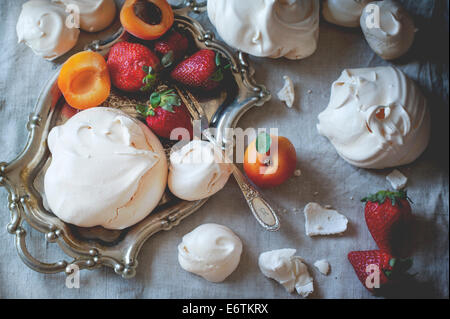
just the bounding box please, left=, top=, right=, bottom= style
left=207, top=0, right=320, bottom=60
left=44, top=107, right=168, bottom=230
left=168, top=140, right=233, bottom=201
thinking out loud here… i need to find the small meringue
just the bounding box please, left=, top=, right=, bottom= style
left=16, top=0, right=80, bottom=60
left=168, top=140, right=233, bottom=201
left=360, top=0, right=416, bottom=60
left=178, top=224, right=243, bottom=283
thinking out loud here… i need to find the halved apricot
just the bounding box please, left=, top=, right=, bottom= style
left=120, top=0, right=174, bottom=40
left=58, top=51, right=111, bottom=110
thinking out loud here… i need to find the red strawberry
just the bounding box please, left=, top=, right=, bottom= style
left=154, top=31, right=189, bottom=67
left=348, top=250, right=395, bottom=293
left=362, top=190, right=412, bottom=254
left=107, top=41, right=160, bottom=92
left=136, top=89, right=193, bottom=140
left=170, top=49, right=228, bottom=91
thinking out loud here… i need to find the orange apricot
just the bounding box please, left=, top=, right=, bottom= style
left=58, top=51, right=111, bottom=110
left=120, top=0, right=174, bottom=40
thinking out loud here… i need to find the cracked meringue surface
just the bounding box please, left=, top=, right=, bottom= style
left=207, top=0, right=320, bottom=59
left=317, top=66, right=430, bottom=169
left=44, top=107, right=167, bottom=230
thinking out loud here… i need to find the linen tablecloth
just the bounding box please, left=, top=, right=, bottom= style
left=0, top=0, right=448, bottom=298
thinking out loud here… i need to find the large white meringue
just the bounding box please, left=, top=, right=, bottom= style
left=207, top=0, right=320, bottom=60
left=258, top=249, right=314, bottom=297
left=16, top=0, right=80, bottom=60
left=52, top=0, right=116, bottom=32
left=323, top=0, right=371, bottom=27
left=317, top=66, right=430, bottom=169
left=360, top=0, right=416, bottom=60
left=44, top=107, right=168, bottom=229
left=178, top=224, right=243, bottom=283
left=168, top=140, right=233, bottom=201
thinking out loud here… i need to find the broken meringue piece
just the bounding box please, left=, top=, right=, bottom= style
left=258, top=248, right=314, bottom=297
left=304, top=203, right=348, bottom=236
left=314, top=259, right=330, bottom=275
left=386, top=169, right=408, bottom=190
left=278, top=75, right=295, bottom=108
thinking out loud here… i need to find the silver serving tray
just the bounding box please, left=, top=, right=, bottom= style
left=0, top=4, right=270, bottom=278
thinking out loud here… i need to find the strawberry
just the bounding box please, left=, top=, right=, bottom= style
left=107, top=41, right=160, bottom=92
left=154, top=31, right=189, bottom=68
left=362, top=190, right=412, bottom=254
left=170, top=49, right=228, bottom=91
left=348, top=250, right=394, bottom=292
left=136, top=89, right=193, bottom=140
left=348, top=250, right=412, bottom=294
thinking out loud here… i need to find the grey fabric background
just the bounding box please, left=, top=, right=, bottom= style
left=0, top=0, right=448, bottom=299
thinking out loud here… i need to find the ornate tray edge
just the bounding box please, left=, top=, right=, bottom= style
left=0, top=6, right=271, bottom=279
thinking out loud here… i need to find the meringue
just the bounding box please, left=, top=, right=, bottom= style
left=278, top=75, right=295, bottom=108
left=258, top=249, right=314, bottom=297
left=178, top=224, right=243, bottom=283
left=16, top=0, right=80, bottom=60
left=314, top=259, right=330, bottom=275
left=168, top=140, right=233, bottom=201
left=44, top=107, right=167, bottom=229
left=207, top=0, right=320, bottom=59
left=52, top=0, right=116, bottom=32
left=323, top=0, right=371, bottom=27
left=304, top=203, right=348, bottom=236
left=317, top=66, right=430, bottom=169
left=386, top=169, right=408, bottom=190
left=360, top=0, right=416, bottom=60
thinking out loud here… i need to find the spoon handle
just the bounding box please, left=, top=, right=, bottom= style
left=232, top=166, right=280, bottom=231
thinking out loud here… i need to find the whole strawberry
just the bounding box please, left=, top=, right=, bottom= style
left=362, top=190, right=412, bottom=254
left=136, top=89, right=193, bottom=140
left=107, top=41, right=160, bottom=92
left=154, top=31, right=189, bottom=67
left=348, top=250, right=394, bottom=293
left=170, top=49, right=228, bottom=91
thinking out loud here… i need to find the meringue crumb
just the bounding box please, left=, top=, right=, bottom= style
left=386, top=169, right=408, bottom=190
left=324, top=205, right=332, bottom=209
left=278, top=75, right=295, bottom=108
left=307, top=89, right=312, bottom=94
left=314, top=259, right=330, bottom=275
left=294, top=169, right=302, bottom=177
left=313, top=192, right=319, bottom=196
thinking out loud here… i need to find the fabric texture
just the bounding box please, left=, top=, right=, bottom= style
left=0, top=0, right=448, bottom=298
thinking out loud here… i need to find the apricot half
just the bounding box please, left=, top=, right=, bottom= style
left=58, top=51, right=111, bottom=110
left=120, top=0, right=174, bottom=40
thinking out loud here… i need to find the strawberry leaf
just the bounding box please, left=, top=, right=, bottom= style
left=136, top=104, right=148, bottom=116
left=361, top=190, right=408, bottom=205
left=256, top=132, right=271, bottom=154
